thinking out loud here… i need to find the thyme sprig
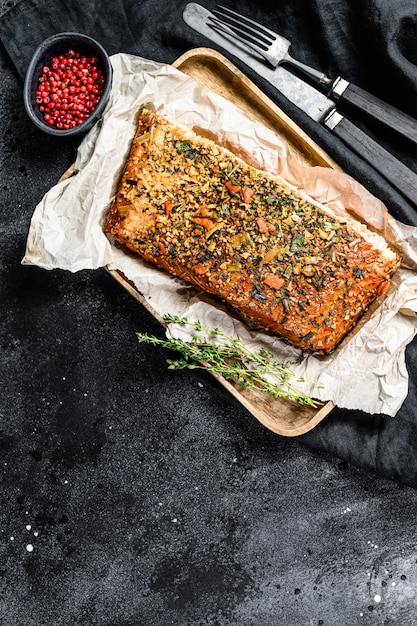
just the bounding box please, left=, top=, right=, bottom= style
left=137, top=315, right=323, bottom=407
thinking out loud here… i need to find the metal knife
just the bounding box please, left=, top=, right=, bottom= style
left=183, top=2, right=417, bottom=208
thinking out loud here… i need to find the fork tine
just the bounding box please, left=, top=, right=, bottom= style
left=208, top=16, right=270, bottom=54
left=208, top=17, right=270, bottom=57
left=214, top=5, right=277, bottom=42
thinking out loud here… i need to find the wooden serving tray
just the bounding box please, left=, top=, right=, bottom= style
left=107, top=47, right=337, bottom=436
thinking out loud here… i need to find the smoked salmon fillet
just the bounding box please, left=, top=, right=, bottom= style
left=104, top=108, right=401, bottom=353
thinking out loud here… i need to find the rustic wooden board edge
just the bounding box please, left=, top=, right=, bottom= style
left=172, top=47, right=341, bottom=170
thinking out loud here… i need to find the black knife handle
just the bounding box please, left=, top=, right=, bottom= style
left=323, top=111, right=417, bottom=207
left=330, top=79, right=417, bottom=146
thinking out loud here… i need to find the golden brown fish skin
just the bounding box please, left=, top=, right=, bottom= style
left=104, top=109, right=401, bottom=354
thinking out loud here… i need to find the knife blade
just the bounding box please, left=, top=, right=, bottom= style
left=183, top=2, right=417, bottom=208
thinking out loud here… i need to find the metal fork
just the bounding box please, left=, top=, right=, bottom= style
left=208, top=4, right=417, bottom=146
left=209, top=5, right=331, bottom=87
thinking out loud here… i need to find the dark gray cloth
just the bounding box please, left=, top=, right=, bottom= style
left=1, top=0, right=417, bottom=485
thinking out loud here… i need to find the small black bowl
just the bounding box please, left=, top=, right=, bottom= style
left=23, top=32, right=113, bottom=137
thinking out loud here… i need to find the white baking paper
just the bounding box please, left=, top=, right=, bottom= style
left=22, top=53, right=417, bottom=416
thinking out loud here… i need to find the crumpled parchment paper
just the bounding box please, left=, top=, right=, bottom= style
left=22, top=53, right=417, bottom=416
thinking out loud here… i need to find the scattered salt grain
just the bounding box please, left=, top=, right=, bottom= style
left=374, top=595, right=381, bottom=603
left=26, top=544, right=34, bottom=553
left=26, top=525, right=31, bottom=531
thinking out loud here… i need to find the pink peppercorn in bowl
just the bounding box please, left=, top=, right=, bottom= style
left=23, top=32, right=113, bottom=137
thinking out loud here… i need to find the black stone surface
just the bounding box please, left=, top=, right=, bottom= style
left=1, top=1, right=417, bottom=624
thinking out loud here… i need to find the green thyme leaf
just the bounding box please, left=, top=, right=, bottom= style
left=136, top=316, right=323, bottom=407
